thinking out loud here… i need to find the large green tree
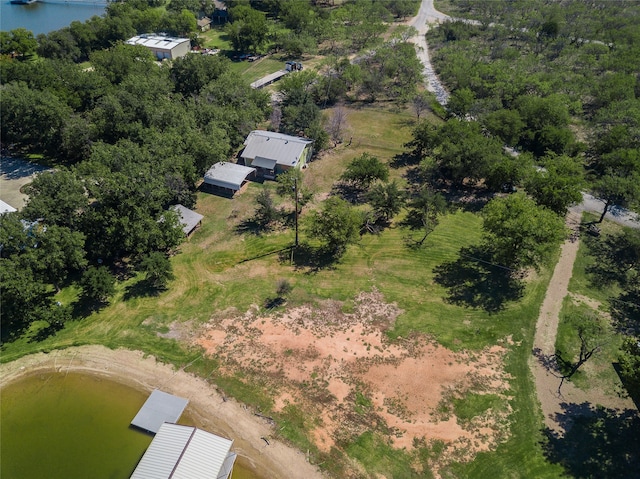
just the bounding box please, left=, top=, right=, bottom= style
left=591, top=148, right=640, bottom=223
left=482, top=193, right=566, bottom=270
left=525, top=154, right=585, bottom=215
left=226, top=5, right=269, bottom=52
left=340, top=153, right=389, bottom=189
left=22, top=170, right=88, bottom=229
left=307, top=197, right=362, bottom=255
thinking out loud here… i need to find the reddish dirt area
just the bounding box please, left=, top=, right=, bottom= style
left=193, top=290, right=513, bottom=472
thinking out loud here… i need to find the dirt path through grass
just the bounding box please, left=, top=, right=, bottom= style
left=530, top=208, right=635, bottom=432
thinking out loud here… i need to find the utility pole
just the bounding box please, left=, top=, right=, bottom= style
left=294, top=177, right=299, bottom=247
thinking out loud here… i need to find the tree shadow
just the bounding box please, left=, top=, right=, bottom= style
left=403, top=166, right=424, bottom=188
left=542, top=402, right=640, bottom=478
left=554, top=348, right=579, bottom=377
left=532, top=347, right=561, bottom=375
left=235, top=217, right=268, bottom=236
left=123, top=279, right=163, bottom=301
left=0, top=319, right=32, bottom=345
left=71, top=296, right=110, bottom=319
left=331, top=182, right=365, bottom=204
left=390, top=152, right=420, bottom=169
left=27, top=321, right=64, bottom=343
left=433, top=245, right=524, bottom=312
left=278, top=244, right=339, bottom=272
left=442, top=186, right=495, bottom=213
left=263, top=297, right=286, bottom=310
left=613, top=362, right=640, bottom=410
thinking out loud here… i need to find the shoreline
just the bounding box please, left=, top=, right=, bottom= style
left=0, top=345, right=325, bottom=479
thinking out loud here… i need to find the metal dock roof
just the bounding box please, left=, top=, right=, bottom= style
left=130, top=390, right=189, bottom=434
left=130, top=423, right=236, bottom=479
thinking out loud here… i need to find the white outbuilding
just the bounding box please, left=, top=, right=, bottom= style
left=126, top=35, right=191, bottom=60
left=203, top=162, right=256, bottom=196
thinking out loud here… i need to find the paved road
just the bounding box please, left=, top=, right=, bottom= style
left=408, top=0, right=450, bottom=105
left=576, top=192, right=639, bottom=228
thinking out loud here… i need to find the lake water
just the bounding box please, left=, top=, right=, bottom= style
left=0, top=0, right=106, bottom=35
left=1, top=372, right=259, bottom=479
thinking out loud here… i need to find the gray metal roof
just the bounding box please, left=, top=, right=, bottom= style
left=130, top=423, right=235, bottom=479
left=170, top=204, right=203, bottom=235
left=130, top=390, right=189, bottom=434
left=203, top=162, right=256, bottom=191
left=250, top=156, right=277, bottom=169
left=250, top=70, right=289, bottom=89
left=241, top=130, right=313, bottom=168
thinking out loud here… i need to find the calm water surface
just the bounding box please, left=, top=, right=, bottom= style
left=1, top=372, right=259, bottom=479
left=1, top=0, right=105, bottom=35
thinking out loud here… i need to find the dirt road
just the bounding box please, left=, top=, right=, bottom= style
left=408, top=0, right=450, bottom=105
left=530, top=208, right=636, bottom=432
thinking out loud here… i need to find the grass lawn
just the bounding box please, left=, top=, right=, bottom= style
left=1, top=104, right=570, bottom=479
left=568, top=212, right=622, bottom=305
left=557, top=214, right=630, bottom=396
left=555, top=297, right=625, bottom=395
left=199, top=26, right=232, bottom=51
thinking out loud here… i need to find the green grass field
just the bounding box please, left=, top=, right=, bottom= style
left=0, top=104, right=571, bottom=479
left=557, top=215, right=630, bottom=395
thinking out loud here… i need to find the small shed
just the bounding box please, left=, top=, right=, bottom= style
left=203, top=162, right=256, bottom=196
left=170, top=204, right=203, bottom=236
left=125, top=35, right=191, bottom=60
left=197, top=17, right=212, bottom=32
left=241, top=130, right=313, bottom=178
left=130, top=390, right=189, bottom=434
left=130, top=423, right=236, bottom=479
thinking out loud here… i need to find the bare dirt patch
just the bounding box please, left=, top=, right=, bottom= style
left=194, top=289, right=513, bottom=473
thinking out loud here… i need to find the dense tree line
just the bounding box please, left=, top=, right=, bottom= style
left=1, top=0, right=426, bottom=341
left=224, top=0, right=420, bottom=56
left=424, top=0, right=639, bottom=400
left=0, top=46, right=270, bottom=340
left=426, top=1, right=640, bottom=217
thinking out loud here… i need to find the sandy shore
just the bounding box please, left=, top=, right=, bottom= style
left=0, top=345, right=325, bottom=479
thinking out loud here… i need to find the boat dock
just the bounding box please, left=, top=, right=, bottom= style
left=130, top=389, right=189, bottom=434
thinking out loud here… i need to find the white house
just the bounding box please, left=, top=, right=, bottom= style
left=126, top=35, right=191, bottom=60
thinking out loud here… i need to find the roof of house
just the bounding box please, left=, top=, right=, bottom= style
left=130, top=423, right=236, bottom=479
left=130, top=390, right=189, bottom=434
left=0, top=200, right=17, bottom=214
left=250, top=156, right=278, bottom=170
left=197, top=17, right=212, bottom=27
left=126, top=35, right=190, bottom=51
left=241, top=130, right=313, bottom=167
left=203, top=162, right=256, bottom=191
left=170, top=204, right=203, bottom=236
